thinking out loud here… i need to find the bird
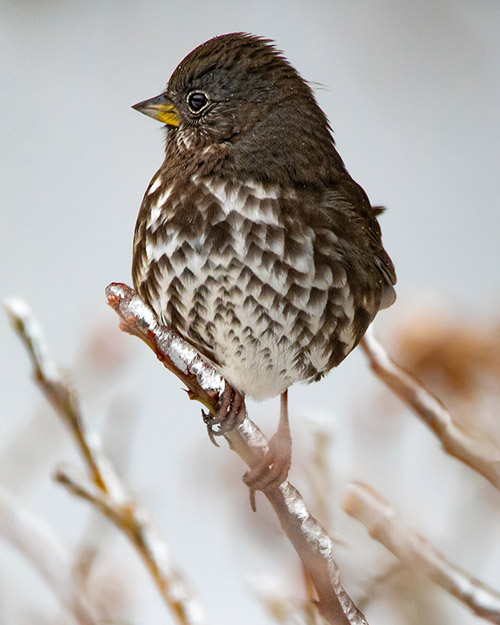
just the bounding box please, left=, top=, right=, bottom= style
left=131, top=33, right=396, bottom=494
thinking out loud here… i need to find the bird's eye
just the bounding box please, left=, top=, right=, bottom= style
left=188, top=91, right=209, bottom=113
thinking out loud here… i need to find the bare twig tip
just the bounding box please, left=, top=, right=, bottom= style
left=4, top=297, right=31, bottom=331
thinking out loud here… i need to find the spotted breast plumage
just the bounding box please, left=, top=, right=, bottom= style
left=131, top=33, right=396, bottom=490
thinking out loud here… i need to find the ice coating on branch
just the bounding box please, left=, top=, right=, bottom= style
left=362, top=328, right=500, bottom=490
left=127, top=293, right=158, bottom=327
left=4, top=297, right=60, bottom=382
left=106, top=283, right=225, bottom=395
left=150, top=310, right=224, bottom=395
left=345, top=482, right=500, bottom=623
left=138, top=515, right=206, bottom=625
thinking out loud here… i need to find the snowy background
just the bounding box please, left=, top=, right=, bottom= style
left=2, top=1, right=500, bottom=624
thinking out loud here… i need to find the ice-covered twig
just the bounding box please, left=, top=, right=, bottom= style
left=73, top=401, right=138, bottom=595
left=105, top=282, right=368, bottom=625
left=5, top=297, right=206, bottom=625
left=361, top=329, right=500, bottom=491
left=55, top=466, right=205, bottom=625
left=0, top=485, right=97, bottom=625
left=344, top=482, right=500, bottom=624
left=4, top=297, right=111, bottom=493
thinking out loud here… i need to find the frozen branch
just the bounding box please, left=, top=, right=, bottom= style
left=54, top=466, right=205, bottom=625
left=0, top=485, right=97, bottom=625
left=4, top=297, right=112, bottom=493
left=5, top=297, right=206, bottom=625
left=73, top=401, right=137, bottom=586
left=361, top=329, right=500, bottom=491
left=344, top=482, right=500, bottom=624
left=105, top=282, right=368, bottom=625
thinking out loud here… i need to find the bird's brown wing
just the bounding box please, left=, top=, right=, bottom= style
left=321, top=181, right=397, bottom=311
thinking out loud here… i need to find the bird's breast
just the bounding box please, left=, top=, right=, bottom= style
left=134, top=175, right=360, bottom=399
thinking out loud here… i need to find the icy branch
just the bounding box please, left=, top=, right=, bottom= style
left=54, top=466, right=205, bottom=625
left=344, top=482, right=500, bottom=624
left=361, top=329, right=500, bottom=491
left=4, top=297, right=113, bottom=494
left=0, top=485, right=97, bottom=625
left=105, top=282, right=368, bottom=625
left=5, top=297, right=206, bottom=625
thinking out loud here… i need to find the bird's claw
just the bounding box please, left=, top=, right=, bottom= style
left=203, top=382, right=245, bottom=446
left=243, top=427, right=292, bottom=511
left=202, top=409, right=222, bottom=447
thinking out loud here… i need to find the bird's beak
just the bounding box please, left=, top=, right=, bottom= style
left=132, top=93, right=181, bottom=127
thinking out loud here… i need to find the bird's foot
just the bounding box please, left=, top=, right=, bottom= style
left=243, top=424, right=292, bottom=512
left=202, top=381, right=245, bottom=446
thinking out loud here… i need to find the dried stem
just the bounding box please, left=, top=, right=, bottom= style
left=0, top=485, right=98, bottom=625
left=344, top=482, right=500, bottom=624
left=105, top=282, right=368, bottom=625
left=5, top=297, right=206, bottom=625
left=361, top=329, right=500, bottom=491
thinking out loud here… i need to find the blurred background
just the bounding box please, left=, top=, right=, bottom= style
left=1, top=1, right=500, bottom=623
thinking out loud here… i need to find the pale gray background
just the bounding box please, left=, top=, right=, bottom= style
left=1, top=1, right=500, bottom=624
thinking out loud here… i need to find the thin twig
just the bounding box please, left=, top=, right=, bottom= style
left=55, top=466, right=205, bottom=625
left=5, top=298, right=109, bottom=492
left=0, top=485, right=98, bottom=625
left=344, top=482, right=500, bottom=624
left=73, top=399, right=138, bottom=602
left=105, top=282, right=368, bottom=625
left=5, top=297, right=207, bottom=625
left=361, top=329, right=500, bottom=491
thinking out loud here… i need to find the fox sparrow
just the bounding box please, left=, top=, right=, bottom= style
left=132, top=33, right=396, bottom=492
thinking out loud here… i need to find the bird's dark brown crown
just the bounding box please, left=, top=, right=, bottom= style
left=160, top=33, right=347, bottom=187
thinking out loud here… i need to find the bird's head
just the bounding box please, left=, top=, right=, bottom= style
left=133, top=33, right=339, bottom=183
